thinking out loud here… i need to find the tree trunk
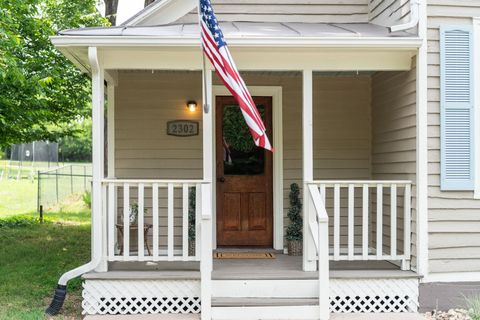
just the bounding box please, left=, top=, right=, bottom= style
left=104, top=0, right=119, bottom=26
left=144, top=0, right=156, bottom=7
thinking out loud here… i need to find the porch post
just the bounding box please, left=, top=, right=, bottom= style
left=106, top=81, right=116, bottom=263
left=201, top=69, right=213, bottom=320
left=106, top=79, right=116, bottom=179
left=89, top=47, right=107, bottom=272
left=416, top=0, right=429, bottom=279
left=302, top=69, right=316, bottom=272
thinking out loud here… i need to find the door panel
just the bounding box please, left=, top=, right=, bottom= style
left=248, top=193, right=267, bottom=231
left=216, top=96, right=273, bottom=247
left=223, top=193, right=241, bottom=231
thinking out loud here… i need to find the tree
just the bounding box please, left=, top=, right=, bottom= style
left=0, top=0, right=108, bottom=148
left=104, top=0, right=119, bottom=25
left=145, top=0, right=156, bottom=7
left=59, top=118, right=92, bottom=162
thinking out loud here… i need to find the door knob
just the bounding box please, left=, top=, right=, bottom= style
left=217, top=177, right=225, bottom=183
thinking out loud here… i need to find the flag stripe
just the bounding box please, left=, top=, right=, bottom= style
left=199, top=0, right=272, bottom=151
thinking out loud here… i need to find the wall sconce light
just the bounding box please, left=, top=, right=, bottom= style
left=187, top=101, right=198, bottom=112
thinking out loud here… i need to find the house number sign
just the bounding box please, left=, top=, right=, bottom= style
left=167, top=120, right=199, bottom=137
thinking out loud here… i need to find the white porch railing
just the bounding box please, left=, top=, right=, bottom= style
left=102, top=179, right=206, bottom=262
left=309, top=180, right=412, bottom=270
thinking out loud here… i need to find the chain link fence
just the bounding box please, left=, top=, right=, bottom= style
left=37, top=164, right=92, bottom=212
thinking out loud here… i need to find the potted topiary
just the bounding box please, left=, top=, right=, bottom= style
left=188, top=188, right=196, bottom=256
left=286, top=183, right=303, bottom=256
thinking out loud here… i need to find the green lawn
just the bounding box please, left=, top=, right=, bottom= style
left=0, top=180, right=37, bottom=217
left=0, top=182, right=91, bottom=319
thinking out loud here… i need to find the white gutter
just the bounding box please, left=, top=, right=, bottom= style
left=46, top=47, right=104, bottom=316
left=390, top=0, right=420, bottom=32
left=50, top=35, right=423, bottom=49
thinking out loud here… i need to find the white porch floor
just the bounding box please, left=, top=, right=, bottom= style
left=212, top=253, right=415, bottom=280
left=107, top=253, right=417, bottom=280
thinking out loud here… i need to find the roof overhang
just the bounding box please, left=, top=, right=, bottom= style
left=51, top=35, right=422, bottom=74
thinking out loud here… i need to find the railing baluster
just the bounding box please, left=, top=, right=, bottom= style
left=138, top=183, right=145, bottom=260
left=376, top=184, right=383, bottom=259
left=319, top=184, right=326, bottom=204
left=195, top=183, right=201, bottom=260
left=403, top=184, right=412, bottom=270
left=390, top=184, right=397, bottom=259
left=123, top=183, right=130, bottom=259
left=152, top=183, right=159, bottom=260
left=362, top=184, right=369, bottom=259
left=348, top=184, right=354, bottom=260
left=333, top=184, right=340, bottom=260
left=182, top=184, right=189, bottom=259
left=108, top=183, right=115, bottom=260
left=167, top=183, right=174, bottom=261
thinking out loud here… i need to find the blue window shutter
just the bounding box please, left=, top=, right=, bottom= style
left=440, top=25, right=475, bottom=191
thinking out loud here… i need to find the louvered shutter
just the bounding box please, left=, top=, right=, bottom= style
left=440, top=26, right=475, bottom=190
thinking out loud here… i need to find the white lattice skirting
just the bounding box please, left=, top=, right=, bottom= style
left=82, top=280, right=201, bottom=315
left=330, top=278, right=419, bottom=313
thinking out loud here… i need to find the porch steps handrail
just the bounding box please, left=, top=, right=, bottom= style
left=306, top=184, right=329, bottom=320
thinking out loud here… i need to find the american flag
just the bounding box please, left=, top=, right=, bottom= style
left=199, top=0, right=273, bottom=151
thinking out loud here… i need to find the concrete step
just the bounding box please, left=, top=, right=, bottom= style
left=211, top=305, right=320, bottom=320
left=212, top=297, right=318, bottom=307
left=84, top=313, right=426, bottom=320
left=212, top=279, right=318, bottom=298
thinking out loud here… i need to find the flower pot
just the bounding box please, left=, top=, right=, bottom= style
left=288, top=240, right=303, bottom=256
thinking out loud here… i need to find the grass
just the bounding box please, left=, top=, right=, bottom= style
left=466, top=295, right=480, bottom=320
left=0, top=189, right=91, bottom=319
left=0, top=180, right=37, bottom=217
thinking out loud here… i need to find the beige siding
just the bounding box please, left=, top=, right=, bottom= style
left=114, top=71, right=203, bottom=250
left=176, top=0, right=369, bottom=24
left=427, top=0, right=480, bottom=273
left=371, top=63, right=417, bottom=267
left=368, top=0, right=412, bottom=27
left=115, top=71, right=373, bottom=247
left=115, top=71, right=203, bottom=180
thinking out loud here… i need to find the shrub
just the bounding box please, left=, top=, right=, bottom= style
left=0, top=216, right=41, bottom=228
left=188, top=187, right=196, bottom=241
left=82, top=191, right=91, bottom=208
left=466, top=295, right=480, bottom=320
left=286, top=183, right=303, bottom=241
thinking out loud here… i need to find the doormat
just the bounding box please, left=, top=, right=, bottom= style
left=214, top=252, right=276, bottom=259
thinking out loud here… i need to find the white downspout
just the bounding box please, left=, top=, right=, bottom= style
left=46, top=47, right=104, bottom=315
left=390, top=0, right=420, bottom=32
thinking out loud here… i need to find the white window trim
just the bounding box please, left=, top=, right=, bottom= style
left=473, top=18, right=480, bottom=199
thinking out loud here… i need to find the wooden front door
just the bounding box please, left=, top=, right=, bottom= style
left=216, top=96, right=273, bottom=247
